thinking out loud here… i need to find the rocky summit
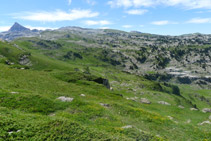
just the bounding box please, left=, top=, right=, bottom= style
left=0, top=23, right=40, bottom=41
left=9, top=22, right=30, bottom=32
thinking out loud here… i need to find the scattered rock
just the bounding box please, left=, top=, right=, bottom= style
left=110, top=87, right=113, bottom=91
left=156, top=135, right=161, bottom=138
left=158, top=101, right=171, bottom=105
left=49, top=113, right=56, bottom=116
left=8, top=131, right=13, bottom=135
left=209, top=115, right=211, bottom=120
left=178, top=105, right=184, bottom=109
left=202, top=108, right=211, bottom=113
left=186, top=119, right=191, bottom=124
left=80, top=94, right=86, bottom=97
left=100, top=103, right=110, bottom=108
left=190, top=108, right=198, bottom=111
left=167, top=116, right=173, bottom=120
left=126, top=97, right=138, bottom=101
left=140, top=98, right=151, bottom=104
left=17, top=130, right=21, bottom=133
left=8, top=130, right=21, bottom=135
left=10, top=92, right=19, bottom=94
left=122, top=125, right=133, bottom=129
left=198, top=121, right=211, bottom=125
left=57, top=96, right=74, bottom=102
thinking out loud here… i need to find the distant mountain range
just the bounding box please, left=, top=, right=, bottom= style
left=1, top=22, right=211, bottom=46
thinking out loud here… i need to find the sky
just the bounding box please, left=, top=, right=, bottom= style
left=1, top=0, right=211, bottom=35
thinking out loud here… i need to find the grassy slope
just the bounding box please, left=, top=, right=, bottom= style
left=0, top=40, right=210, bottom=140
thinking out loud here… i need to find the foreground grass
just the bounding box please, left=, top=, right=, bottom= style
left=0, top=40, right=210, bottom=140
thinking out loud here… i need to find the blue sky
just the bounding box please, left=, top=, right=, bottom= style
left=1, top=0, right=211, bottom=35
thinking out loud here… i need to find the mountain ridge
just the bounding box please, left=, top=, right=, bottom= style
left=1, top=22, right=211, bottom=41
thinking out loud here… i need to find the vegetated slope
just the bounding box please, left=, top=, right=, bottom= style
left=1, top=23, right=211, bottom=86
left=0, top=40, right=210, bottom=140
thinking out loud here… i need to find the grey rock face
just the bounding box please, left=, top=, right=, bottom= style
left=19, top=55, right=31, bottom=65
left=93, top=78, right=110, bottom=89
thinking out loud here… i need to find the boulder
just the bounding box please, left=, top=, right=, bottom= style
left=209, top=115, right=211, bottom=120
left=167, top=116, right=173, bottom=120
left=126, top=97, right=138, bottom=101
left=100, top=103, right=110, bottom=108
left=190, top=108, right=198, bottom=111
left=202, top=108, right=211, bottom=113
left=186, top=119, right=191, bottom=124
left=10, top=92, right=19, bottom=94
left=19, top=54, right=31, bottom=65
left=80, top=94, right=86, bottom=97
left=57, top=96, right=74, bottom=102
left=158, top=101, right=171, bottom=105
left=140, top=98, right=151, bottom=104
left=122, top=125, right=133, bottom=129
left=198, top=121, right=211, bottom=125
left=178, top=105, right=184, bottom=109
left=93, top=78, right=110, bottom=89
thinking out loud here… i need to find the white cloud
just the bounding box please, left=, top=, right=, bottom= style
left=108, top=0, right=211, bottom=9
left=126, top=9, right=148, bottom=15
left=122, top=25, right=133, bottom=28
left=86, top=0, right=96, bottom=5
left=0, top=26, right=10, bottom=32
left=187, top=18, right=211, bottom=23
left=151, top=20, right=178, bottom=25
left=85, top=20, right=112, bottom=26
left=13, top=9, right=99, bottom=22
left=68, top=0, right=72, bottom=5
left=108, top=0, right=153, bottom=8
left=26, top=26, right=58, bottom=30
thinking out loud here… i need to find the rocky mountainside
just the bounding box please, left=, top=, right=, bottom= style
left=1, top=23, right=211, bottom=86
left=39, top=27, right=211, bottom=87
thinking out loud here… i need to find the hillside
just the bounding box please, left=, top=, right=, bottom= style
left=0, top=23, right=210, bottom=140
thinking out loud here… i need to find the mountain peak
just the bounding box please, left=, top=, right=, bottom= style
left=9, top=22, right=30, bottom=32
